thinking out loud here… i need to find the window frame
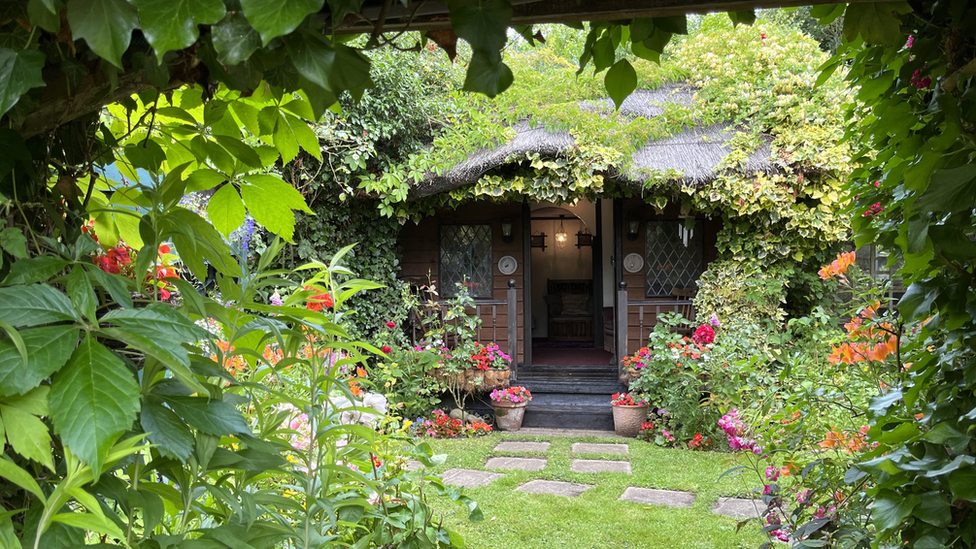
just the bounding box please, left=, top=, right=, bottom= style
left=439, top=224, right=494, bottom=299
left=643, top=219, right=704, bottom=299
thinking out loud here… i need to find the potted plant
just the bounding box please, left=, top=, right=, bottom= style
left=490, top=386, right=532, bottom=431
left=610, top=392, right=649, bottom=437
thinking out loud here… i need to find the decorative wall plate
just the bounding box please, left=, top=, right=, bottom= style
left=623, top=253, right=644, bottom=273
left=498, top=255, right=518, bottom=275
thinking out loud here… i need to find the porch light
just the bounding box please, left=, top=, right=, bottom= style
left=576, top=228, right=593, bottom=248
left=555, top=215, right=568, bottom=248
left=627, top=216, right=641, bottom=240
left=501, top=218, right=514, bottom=243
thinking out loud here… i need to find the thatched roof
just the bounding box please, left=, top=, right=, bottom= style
left=411, top=83, right=775, bottom=199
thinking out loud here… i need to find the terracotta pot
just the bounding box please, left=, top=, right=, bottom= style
left=493, top=400, right=528, bottom=431
left=612, top=404, right=649, bottom=437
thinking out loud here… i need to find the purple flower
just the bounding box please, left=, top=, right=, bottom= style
left=270, top=292, right=283, bottom=306
left=709, top=313, right=721, bottom=327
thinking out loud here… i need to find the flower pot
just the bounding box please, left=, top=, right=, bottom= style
left=493, top=400, right=528, bottom=431
left=612, top=404, right=649, bottom=437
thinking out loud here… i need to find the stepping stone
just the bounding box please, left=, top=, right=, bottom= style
left=517, top=480, right=593, bottom=497
left=440, top=468, right=504, bottom=488
left=571, top=459, right=632, bottom=474
left=485, top=457, right=547, bottom=471
left=405, top=460, right=424, bottom=471
left=713, top=497, right=764, bottom=518
left=619, top=487, right=696, bottom=508
left=572, top=442, right=628, bottom=454
left=494, top=441, right=550, bottom=452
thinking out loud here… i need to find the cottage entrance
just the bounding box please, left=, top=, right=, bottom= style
left=527, top=202, right=612, bottom=368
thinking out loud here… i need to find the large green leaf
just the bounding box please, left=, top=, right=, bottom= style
left=49, top=334, right=140, bottom=474
left=288, top=31, right=336, bottom=92
left=949, top=466, right=976, bottom=502
left=208, top=184, right=247, bottom=237
left=0, top=325, right=79, bottom=397
left=0, top=285, right=81, bottom=327
left=0, top=403, right=55, bottom=471
left=132, top=0, right=225, bottom=56
left=914, top=491, right=950, bottom=527
left=2, top=257, right=70, bottom=285
left=66, top=266, right=97, bottom=323
left=914, top=165, right=976, bottom=213
left=66, top=0, right=140, bottom=68
left=240, top=0, right=325, bottom=46
left=872, top=490, right=919, bottom=532
left=141, top=398, right=194, bottom=461
left=0, top=48, right=45, bottom=118
left=462, top=50, right=513, bottom=98
left=161, top=396, right=251, bottom=436
left=605, top=59, right=637, bottom=110
left=163, top=208, right=242, bottom=280
left=212, top=12, right=262, bottom=66
left=842, top=2, right=912, bottom=46
left=449, top=0, right=511, bottom=55
left=240, top=174, right=313, bottom=242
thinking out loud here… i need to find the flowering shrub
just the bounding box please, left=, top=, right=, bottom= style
left=82, top=220, right=180, bottom=300
left=490, top=386, right=532, bottom=404
left=410, top=409, right=493, bottom=438
left=610, top=392, right=647, bottom=406
left=468, top=341, right=511, bottom=370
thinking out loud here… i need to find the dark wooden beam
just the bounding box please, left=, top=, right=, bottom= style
left=346, top=0, right=864, bottom=33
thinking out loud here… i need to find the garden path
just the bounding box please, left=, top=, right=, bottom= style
left=409, top=438, right=762, bottom=518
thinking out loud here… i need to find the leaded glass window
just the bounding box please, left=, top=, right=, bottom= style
left=440, top=225, right=493, bottom=298
left=644, top=221, right=702, bottom=298
left=854, top=244, right=905, bottom=303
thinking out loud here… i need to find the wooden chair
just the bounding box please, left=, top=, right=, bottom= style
left=671, top=287, right=696, bottom=335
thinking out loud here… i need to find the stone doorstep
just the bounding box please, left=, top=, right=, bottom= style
left=618, top=487, right=696, bottom=508
left=493, top=441, right=551, bottom=452
left=713, top=497, right=764, bottom=518
left=517, top=480, right=594, bottom=497
left=440, top=468, right=504, bottom=489
left=570, top=459, right=632, bottom=474
left=484, top=456, right=547, bottom=471
left=571, top=442, right=629, bottom=454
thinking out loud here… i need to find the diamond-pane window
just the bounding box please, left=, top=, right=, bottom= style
left=440, top=225, right=493, bottom=298
left=644, top=221, right=702, bottom=298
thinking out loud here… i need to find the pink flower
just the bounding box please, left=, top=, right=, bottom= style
left=692, top=325, right=715, bottom=345
left=762, top=484, right=773, bottom=495
left=386, top=321, right=396, bottom=329
left=765, top=466, right=780, bottom=481
left=381, top=346, right=392, bottom=354
left=906, top=35, right=914, bottom=48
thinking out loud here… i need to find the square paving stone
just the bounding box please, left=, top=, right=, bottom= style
left=571, top=459, right=632, bottom=474
left=494, top=441, right=551, bottom=452
left=571, top=442, right=629, bottom=454
left=440, top=468, right=504, bottom=488
left=405, top=460, right=424, bottom=471
left=713, top=497, right=763, bottom=518
left=517, top=480, right=593, bottom=497
left=619, top=487, right=696, bottom=508
left=485, top=457, right=547, bottom=471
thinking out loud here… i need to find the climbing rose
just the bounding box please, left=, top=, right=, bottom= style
left=692, top=324, right=715, bottom=345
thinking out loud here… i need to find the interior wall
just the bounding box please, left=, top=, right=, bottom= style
left=601, top=199, right=614, bottom=305
left=530, top=202, right=596, bottom=339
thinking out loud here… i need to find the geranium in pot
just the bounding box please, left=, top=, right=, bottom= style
left=490, top=386, right=532, bottom=431
left=610, top=392, right=649, bottom=437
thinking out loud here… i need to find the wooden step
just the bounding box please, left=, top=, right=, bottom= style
left=516, top=379, right=626, bottom=394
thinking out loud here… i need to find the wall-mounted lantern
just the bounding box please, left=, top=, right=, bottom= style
left=627, top=216, right=641, bottom=241
left=554, top=215, right=569, bottom=248
left=500, top=218, right=514, bottom=243
left=531, top=232, right=547, bottom=251
left=576, top=228, right=593, bottom=248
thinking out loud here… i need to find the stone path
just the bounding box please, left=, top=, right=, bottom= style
left=435, top=437, right=758, bottom=519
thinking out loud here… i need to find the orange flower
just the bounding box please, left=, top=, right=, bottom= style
left=819, top=251, right=856, bottom=279
left=305, top=285, right=334, bottom=311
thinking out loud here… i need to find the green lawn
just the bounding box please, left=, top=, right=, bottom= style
left=422, top=433, right=770, bottom=549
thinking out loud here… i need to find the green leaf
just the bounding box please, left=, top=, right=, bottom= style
left=922, top=423, right=970, bottom=453
left=810, top=3, right=846, bottom=24
left=0, top=325, right=79, bottom=397
left=914, top=165, right=976, bottom=213
left=872, top=490, right=919, bottom=532
left=212, top=12, right=262, bottom=66
left=0, top=404, right=55, bottom=470
left=214, top=135, right=264, bottom=169
left=914, top=491, right=950, bottom=527
left=208, top=184, right=247, bottom=237
left=449, top=0, right=512, bottom=55
left=161, top=396, right=251, bottom=436
left=631, top=39, right=660, bottom=64
left=728, top=10, right=756, bottom=26
left=842, top=2, right=912, bottom=46
left=463, top=50, right=513, bottom=98
left=328, top=44, right=370, bottom=94
left=0, top=285, right=81, bottom=327
left=0, top=228, right=27, bottom=258
left=132, top=0, right=226, bottom=56
left=653, top=16, right=687, bottom=34
left=140, top=398, right=194, bottom=461
left=124, top=140, right=167, bottom=172
left=326, top=0, right=362, bottom=27
left=949, top=466, right=976, bottom=502
left=240, top=174, right=313, bottom=242
left=162, top=208, right=241, bottom=280
left=2, top=257, right=70, bottom=285
left=49, top=334, right=140, bottom=474
left=50, top=512, right=125, bottom=540
left=0, top=48, right=45, bottom=118
left=605, top=59, right=637, bottom=110
left=27, top=0, right=61, bottom=32
left=0, top=456, right=46, bottom=503
left=0, top=515, right=22, bottom=549
left=85, top=265, right=134, bottom=309
left=66, top=0, right=140, bottom=69
left=288, top=31, right=335, bottom=92
left=66, top=266, right=97, bottom=323
left=240, top=0, right=325, bottom=46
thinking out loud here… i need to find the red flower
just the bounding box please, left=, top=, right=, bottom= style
left=305, top=285, right=333, bottom=311
left=692, top=325, right=715, bottom=345
left=381, top=345, right=392, bottom=354
left=159, top=244, right=171, bottom=254
left=96, top=256, right=120, bottom=274
left=160, top=288, right=171, bottom=300
left=386, top=321, right=396, bottom=329
left=372, top=456, right=382, bottom=468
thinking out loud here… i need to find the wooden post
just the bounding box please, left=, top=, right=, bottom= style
left=507, top=279, right=519, bottom=381
left=616, top=280, right=628, bottom=376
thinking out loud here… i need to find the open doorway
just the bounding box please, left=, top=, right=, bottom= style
left=528, top=201, right=612, bottom=367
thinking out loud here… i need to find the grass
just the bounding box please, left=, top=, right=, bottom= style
left=420, top=433, right=770, bottom=549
